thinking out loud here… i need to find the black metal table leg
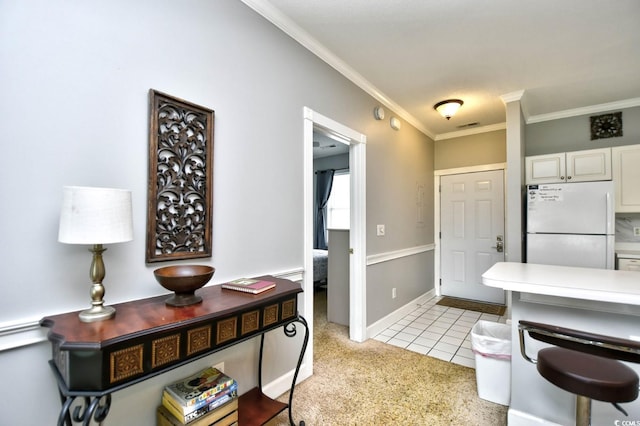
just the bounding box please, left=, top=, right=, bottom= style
left=258, top=314, right=309, bottom=426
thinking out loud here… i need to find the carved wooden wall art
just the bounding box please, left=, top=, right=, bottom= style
left=146, top=90, right=214, bottom=263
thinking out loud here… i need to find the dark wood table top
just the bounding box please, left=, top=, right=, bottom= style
left=40, top=276, right=302, bottom=349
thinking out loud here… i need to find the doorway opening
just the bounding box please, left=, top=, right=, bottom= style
left=303, top=107, right=367, bottom=363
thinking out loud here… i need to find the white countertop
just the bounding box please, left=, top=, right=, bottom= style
left=482, top=262, right=640, bottom=306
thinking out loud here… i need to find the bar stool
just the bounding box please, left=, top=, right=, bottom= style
left=518, top=320, right=640, bottom=426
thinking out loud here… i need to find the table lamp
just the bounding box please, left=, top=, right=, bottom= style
left=58, top=186, right=133, bottom=322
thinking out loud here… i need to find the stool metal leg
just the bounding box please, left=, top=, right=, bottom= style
left=576, top=395, right=591, bottom=426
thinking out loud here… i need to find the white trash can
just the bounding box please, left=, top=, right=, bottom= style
left=471, top=320, right=511, bottom=405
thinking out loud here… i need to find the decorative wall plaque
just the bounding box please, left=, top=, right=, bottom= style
left=590, top=112, right=622, bottom=140
left=146, top=90, right=214, bottom=263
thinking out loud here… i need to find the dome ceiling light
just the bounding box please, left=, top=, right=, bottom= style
left=434, top=99, right=463, bottom=120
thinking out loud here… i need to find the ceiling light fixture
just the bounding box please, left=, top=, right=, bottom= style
left=434, top=99, right=463, bottom=120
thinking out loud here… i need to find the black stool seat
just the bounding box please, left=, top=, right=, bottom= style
left=538, top=347, right=639, bottom=403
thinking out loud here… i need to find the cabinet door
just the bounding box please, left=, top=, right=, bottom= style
left=618, top=258, right=640, bottom=271
left=613, top=144, right=640, bottom=212
left=525, top=153, right=566, bottom=184
left=566, top=148, right=611, bottom=182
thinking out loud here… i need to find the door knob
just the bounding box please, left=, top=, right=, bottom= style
left=491, top=235, right=504, bottom=252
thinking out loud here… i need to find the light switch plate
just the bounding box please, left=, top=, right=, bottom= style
left=376, top=224, right=385, bottom=236
left=634, top=227, right=640, bottom=237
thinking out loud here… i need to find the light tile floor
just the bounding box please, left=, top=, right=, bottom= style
left=373, top=295, right=508, bottom=369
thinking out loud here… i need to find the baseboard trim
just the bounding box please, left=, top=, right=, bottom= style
left=366, top=290, right=436, bottom=339
left=261, top=361, right=312, bottom=400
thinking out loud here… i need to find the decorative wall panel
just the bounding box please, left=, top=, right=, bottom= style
left=146, top=90, right=214, bottom=263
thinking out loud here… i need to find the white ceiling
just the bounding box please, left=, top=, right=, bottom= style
left=243, top=0, right=640, bottom=139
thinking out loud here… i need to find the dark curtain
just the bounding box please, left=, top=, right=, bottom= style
left=314, top=169, right=335, bottom=249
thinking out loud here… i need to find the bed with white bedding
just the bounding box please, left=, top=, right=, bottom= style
left=313, top=249, right=328, bottom=285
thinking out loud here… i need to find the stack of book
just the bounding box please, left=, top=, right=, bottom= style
left=157, top=366, right=238, bottom=426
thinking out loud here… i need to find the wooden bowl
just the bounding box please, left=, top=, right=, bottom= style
left=153, top=265, right=215, bottom=307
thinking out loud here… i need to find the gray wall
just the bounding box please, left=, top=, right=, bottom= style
left=366, top=115, right=435, bottom=323
left=525, top=106, right=640, bottom=155
left=434, top=129, right=506, bottom=170
left=0, top=1, right=434, bottom=424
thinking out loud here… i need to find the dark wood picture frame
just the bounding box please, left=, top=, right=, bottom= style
left=146, top=90, right=214, bottom=263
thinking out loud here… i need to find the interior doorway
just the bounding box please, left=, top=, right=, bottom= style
left=303, top=107, right=367, bottom=350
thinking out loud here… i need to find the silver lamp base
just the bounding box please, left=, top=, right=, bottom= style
left=78, top=244, right=116, bottom=323
left=79, top=305, right=116, bottom=322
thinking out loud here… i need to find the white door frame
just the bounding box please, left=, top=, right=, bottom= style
left=303, top=107, right=367, bottom=344
left=434, top=163, right=506, bottom=296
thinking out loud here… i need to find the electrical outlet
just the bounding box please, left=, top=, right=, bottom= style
left=213, top=362, right=225, bottom=372
left=392, top=288, right=396, bottom=299
left=377, top=224, right=385, bottom=236
left=634, top=227, right=640, bottom=237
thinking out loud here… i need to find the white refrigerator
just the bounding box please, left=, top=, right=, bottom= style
left=526, top=181, right=615, bottom=269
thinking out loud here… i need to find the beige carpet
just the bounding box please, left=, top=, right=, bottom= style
left=436, top=297, right=506, bottom=316
left=271, top=290, right=508, bottom=425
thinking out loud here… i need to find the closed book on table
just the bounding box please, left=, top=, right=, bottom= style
left=221, top=278, right=276, bottom=294
left=157, top=398, right=238, bottom=426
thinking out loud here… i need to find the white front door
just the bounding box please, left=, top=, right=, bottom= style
left=440, top=170, right=505, bottom=304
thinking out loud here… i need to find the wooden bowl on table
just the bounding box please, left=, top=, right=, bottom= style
left=153, top=265, right=215, bottom=307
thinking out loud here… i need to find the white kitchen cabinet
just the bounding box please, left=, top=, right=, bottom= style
left=525, top=148, right=611, bottom=184
left=612, top=144, right=640, bottom=212
left=618, top=258, right=640, bottom=271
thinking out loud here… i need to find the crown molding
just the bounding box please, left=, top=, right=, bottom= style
left=527, top=97, right=640, bottom=124
left=500, top=90, right=525, bottom=104
left=240, top=3, right=640, bottom=138
left=435, top=122, right=507, bottom=141
left=240, top=0, right=435, bottom=140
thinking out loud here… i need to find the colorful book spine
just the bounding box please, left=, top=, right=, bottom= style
left=165, top=367, right=235, bottom=407
left=162, top=387, right=237, bottom=424
left=163, top=382, right=238, bottom=417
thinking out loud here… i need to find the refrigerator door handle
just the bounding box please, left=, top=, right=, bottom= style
left=606, top=191, right=613, bottom=234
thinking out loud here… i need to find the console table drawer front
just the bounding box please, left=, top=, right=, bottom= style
left=186, top=325, right=212, bottom=356
left=110, top=344, right=145, bottom=384
left=216, top=316, right=238, bottom=345
left=151, top=333, right=181, bottom=369
left=282, top=298, right=296, bottom=320
left=242, top=310, right=260, bottom=336
left=263, top=304, right=279, bottom=327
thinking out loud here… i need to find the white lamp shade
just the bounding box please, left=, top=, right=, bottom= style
left=58, top=186, right=133, bottom=244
